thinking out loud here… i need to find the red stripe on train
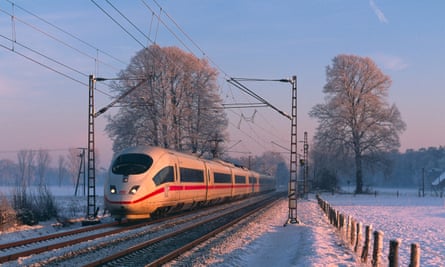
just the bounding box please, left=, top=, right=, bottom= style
left=105, top=184, right=262, bottom=205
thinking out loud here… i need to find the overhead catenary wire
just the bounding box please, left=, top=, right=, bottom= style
left=91, top=0, right=146, bottom=48
left=0, top=2, right=125, bottom=95
left=0, top=148, right=81, bottom=154
left=150, top=0, right=229, bottom=78
left=1, top=0, right=289, bottom=157
left=105, top=0, right=156, bottom=46
left=0, top=37, right=88, bottom=87
left=227, top=78, right=291, bottom=120
left=94, top=1, right=293, bottom=156
left=139, top=0, right=196, bottom=56
left=4, top=0, right=128, bottom=67
left=91, top=0, right=202, bottom=84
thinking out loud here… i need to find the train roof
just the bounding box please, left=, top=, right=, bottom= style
left=113, top=146, right=258, bottom=174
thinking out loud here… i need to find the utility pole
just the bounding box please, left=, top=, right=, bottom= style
left=83, top=75, right=99, bottom=225
left=82, top=75, right=147, bottom=225
left=228, top=75, right=299, bottom=224
left=287, top=75, right=299, bottom=224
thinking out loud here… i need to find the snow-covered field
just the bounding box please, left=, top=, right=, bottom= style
left=1, top=188, right=444, bottom=266
left=321, top=190, right=445, bottom=266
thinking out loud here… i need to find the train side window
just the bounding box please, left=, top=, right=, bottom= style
left=112, top=153, right=153, bottom=175
left=214, top=172, right=231, bottom=183
left=180, top=168, right=204, bottom=183
left=153, top=166, right=174, bottom=186
left=235, top=175, right=246, bottom=184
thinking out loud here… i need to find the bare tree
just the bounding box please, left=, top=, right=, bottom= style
left=309, top=54, right=406, bottom=193
left=105, top=45, right=228, bottom=155
left=36, top=149, right=51, bottom=186
left=17, top=150, right=35, bottom=188
left=0, top=159, right=18, bottom=186
left=66, top=149, right=81, bottom=186
left=57, top=155, right=66, bottom=186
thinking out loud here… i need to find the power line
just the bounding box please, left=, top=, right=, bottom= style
left=91, top=0, right=146, bottom=48
left=91, top=0, right=194, bottom=84
left=105, top=0, right=155, bottom=45
left=227, top=78, right=291, bottom=120
left=96, top=1, right=290, bottom=157
left=222, top=103, right=268, bottom=109
left=149, top=0, right=229, bottom=78
left=140, top=0, right=194, bottom=54
left=0, top=148, right=82, bottom=154
left=0, top=2, right=129, bottom=96
left=4, top=0, right=128, bottom=67
left=0, top=38, right=88, bottom=86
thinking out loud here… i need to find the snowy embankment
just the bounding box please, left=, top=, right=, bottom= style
left=322, top=191, right=445, bottom=266
left=168, top=197, right=359, bottom=266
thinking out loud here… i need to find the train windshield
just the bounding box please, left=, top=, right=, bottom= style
left=111, top=153, right=153, bottom=175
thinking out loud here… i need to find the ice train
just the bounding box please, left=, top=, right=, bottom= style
left=104, top=146, right=276, bottom=220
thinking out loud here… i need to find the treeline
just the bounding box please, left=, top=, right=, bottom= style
left=332, top=146, right=445, bottom=189
left=0, top=149, right=106, bottom=187
left=376, top=146, right=445, bottom=188
left=0, top=149, right=288, bottom=188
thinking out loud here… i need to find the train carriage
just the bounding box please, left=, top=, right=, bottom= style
left=104, top=146, right=276, bottom=220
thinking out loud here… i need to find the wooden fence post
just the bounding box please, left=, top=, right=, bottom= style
left=345, top=215, right=352, bottom=242
left=355, top=222, right=362, bottom=254
left=409, top=243, right=420, bottom=267
left=388, top=239, right=401, bottom=267
left=350, top=219, right=356, bottom=247
left=340, top=214, right=346, bottom=239
left=361, top=225, right=372, bottom=263
left=372, top=230, right=384, bottom=267
left=335, top=209, right=338, bottom=227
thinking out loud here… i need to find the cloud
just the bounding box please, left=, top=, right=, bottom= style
left=374, top=53, right=409, bottom=71
left=369, top=0, right=388, bottom=24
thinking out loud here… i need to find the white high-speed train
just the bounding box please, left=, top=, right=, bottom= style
left=104, top=146, right=276, bottom=220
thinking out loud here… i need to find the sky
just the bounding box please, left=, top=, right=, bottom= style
left=0, top=0, right=444, bottom=168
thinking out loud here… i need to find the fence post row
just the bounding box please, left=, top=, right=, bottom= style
left=316, top=195, right=421, bottom=266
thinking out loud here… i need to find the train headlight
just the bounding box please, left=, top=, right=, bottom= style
left=129, top=185, right=140, bottom=195
left=110, top=185, right=117, bottom=194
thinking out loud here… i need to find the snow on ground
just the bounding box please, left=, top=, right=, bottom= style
left=168, top=197, right=359, bottom=266
left=2, top=188, right=443, bottom=266
left=322, top=190, right=445, bottom=266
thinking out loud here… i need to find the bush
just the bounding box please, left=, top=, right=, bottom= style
left=12, top=185, right=58, bottom=225
left=0, top=193, right=17, bottom=231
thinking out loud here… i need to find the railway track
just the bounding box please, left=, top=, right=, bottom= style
left=0, top=218, right=155, bottom=264
left=85, top=193, right=283, bottom=266
left=0, top=193, right=280, bottom=266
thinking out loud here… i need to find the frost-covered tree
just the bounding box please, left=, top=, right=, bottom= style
left=106, top=45, right=228, bottom=155
left=309, top=54, right=406, bottom=193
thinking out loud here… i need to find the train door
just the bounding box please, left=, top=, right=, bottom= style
left=249, top=176, right=255, bottom=194
left=204, top=162, right=210, bottom=202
